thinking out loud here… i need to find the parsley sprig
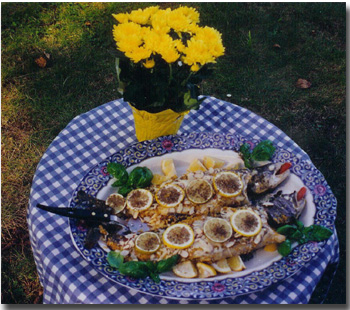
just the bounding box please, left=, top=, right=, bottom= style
left=277, top=220, right=333, bottom=257
left=239, top=140, right=276, bottom=169
left=107, top=252, right=180, bottom=283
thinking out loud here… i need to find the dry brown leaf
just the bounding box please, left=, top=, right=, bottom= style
left=273, top=43, right=281, bottom=48
left=35, top=56, right=47, bottom=68
left=295, top=78, right=311, bottom=89
left=85, top=21, right=91, bottom=26
left=43, top=51, right=51, bottom=59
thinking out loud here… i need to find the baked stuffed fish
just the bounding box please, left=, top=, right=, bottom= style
left=99, top=156, right=298, bottom=279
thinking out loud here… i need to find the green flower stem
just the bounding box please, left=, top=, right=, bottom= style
left=168, top=63, right=173, bottom=86
left=182, top=71, right=194, bottom=87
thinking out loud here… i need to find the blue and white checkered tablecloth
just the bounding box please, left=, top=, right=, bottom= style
left=27, top=97, right=339, bottom=304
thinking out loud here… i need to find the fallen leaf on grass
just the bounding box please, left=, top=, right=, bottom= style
left=35, top=56, right=47, bottom=68
left=43, top=51, right=51, bottom=59
left=273, top=43, right=281, bottom=48
left=296, top=78, right=311, bottom=89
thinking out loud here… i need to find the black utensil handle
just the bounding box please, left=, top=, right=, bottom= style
left=36, top=204, right=111, bottom=222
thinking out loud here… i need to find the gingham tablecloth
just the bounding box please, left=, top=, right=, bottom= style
left=28, top=97, right=339, bottom=304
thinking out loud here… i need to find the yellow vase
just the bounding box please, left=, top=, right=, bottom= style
left=130, top=105, right=189, bottom=142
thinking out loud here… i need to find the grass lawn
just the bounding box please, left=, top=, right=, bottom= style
left=1, top=3, right=346, bottom=304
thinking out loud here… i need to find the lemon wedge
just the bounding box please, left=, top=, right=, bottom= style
left=151, top=173, right=168, bottom=185
left=126, top=189, right=153, bottom=211
left=203, top=156, right=226, bottom=169
left=227, top=255, right=246, bottom=271
left=106, top=193, right=126, bottom=214
left=230, top=209, right=262, bottom=237
left=162, top=223, right=195, bottom=249
left=211, top=258, right=232, bottom=273
left=161, top=158, right=177, bottom=178
left=196, top=262, right=217, bottom=278
left=172, top=261, right=198, bottom=278
left=213, top=171, right=243, bottom=197
left=155, top=184, right=185, bottom=208
left=186, top=179, right=213, bottom=204
left=264, top=243, right=278, bottom=252
left=203, top=218, right=233, bottom=243
left=135, top=232, right=161, bottom=254
left=187, top=158, right=207, bottom=172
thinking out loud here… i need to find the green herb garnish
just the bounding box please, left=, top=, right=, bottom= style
left=239, top=140, right=276, bottom=168
left=276, top=220, right=333, bottom=257
left=107, top=163, right=153, bottom=196
left=107, top=253, right=180, bottom=283
left=127, top=167, right=153, bottom=189
left=107, top=163, right=129, bottom=187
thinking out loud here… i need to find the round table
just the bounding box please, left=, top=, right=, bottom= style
left=28, top=97, right=339, bottom=304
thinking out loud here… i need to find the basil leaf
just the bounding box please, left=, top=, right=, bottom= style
left=295, top=220, right=304, bottom=230
left=128, top=167, right=153, bottom=189
left=118, top=261, right=149, bottom=279
left=239, top=143, right=252, bottom=168
left=251, top=140, right=276, bottom=162
left=149, top=272, right=161, bottom=283
left=156, top=255, right=180, bottom=273
left=107, top=251, right=124, bottom=269
left=303, top=225, right=333, bottom=242
left=276, top=225, right=297, bottom=237
left=289, top=230, right=304, bottom=241
left=107, top=163, right=129, bottom=187
left=278, top=239, right=292, bottom=257
left=118, top=185, right=133, bottom=197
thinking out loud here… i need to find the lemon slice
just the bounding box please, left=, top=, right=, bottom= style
left=172, top=261, right=198, bottom=278
left=186, top=179, right=213, bottom=204
left=135, top=232, right=161, bottom=254
left=106, top=193, right=126, bottom=214
left=126, top=189, right=153, bottom=211
left=227, top=255, right=246, bottom=271
left=264, top=243, right=278, bottom=252
left=203, top=156, right=226, bottom=169
left=196, top=262, right=217, bottom=278
left=161, top=158, right=177, bottom=177
left=151, top=173, right=168, bottom=185
left=155, top=184, right=185, bottom=208
left=162, top=223, right=195, bottom=249
left=187, top=158, right=207, bottom=172
left=203, top=218, right=233, bottom=243
left=213, top=171, right=243, bottom=197
left=211, top=258, right=232, bottom=273
left=230, top=209, right=262, bottom=237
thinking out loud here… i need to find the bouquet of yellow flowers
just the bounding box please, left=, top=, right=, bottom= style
left=112, top=6, right=225, bottom=113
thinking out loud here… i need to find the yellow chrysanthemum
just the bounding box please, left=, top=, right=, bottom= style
left=142, top=6, right=159, bottom=20
left=143, top=28, right=162, bottom=53
left=113, top=22, right=143, bottom=41
left=160, top=47, right=179, bottom=63
left=151, top=8, right=171, bottom=33
left=125, top=46, right=152, bottom=63
left=182, top=38, right=216, bottom=66
left=143, top=58, right=155, bottom=68
left=112, top=13, right=129, bottom=24
left=190, top=63, right=200, bottom=72
left=194, top=26, right=225, bottom=57
left=127, top=8, right=151, bottom=25
left=174, top=39, right=186, bottom=53
left=158, top=34, right=180, bottom=63
left=174, top=6, right=200, bottom=24
left=112, top=6, right=225, bottom=67
left=167, top=10, right=192, bottom=32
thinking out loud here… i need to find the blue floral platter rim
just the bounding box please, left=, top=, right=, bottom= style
left=68, top=132, right=337, bottom=300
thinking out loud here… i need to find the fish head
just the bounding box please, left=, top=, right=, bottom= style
left=260, top=187, right=307, bottom=226
left=249, top=162, right=291, bottom=194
